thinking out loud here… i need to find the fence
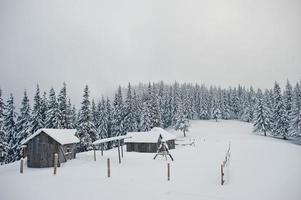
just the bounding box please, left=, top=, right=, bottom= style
left=221, top=142, right=231, bottom=185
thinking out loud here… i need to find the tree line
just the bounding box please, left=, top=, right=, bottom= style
left=0, top=80, right=300, bottom=164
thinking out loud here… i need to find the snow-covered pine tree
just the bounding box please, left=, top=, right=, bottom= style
left=97, top=98, right=108, bottom=140
left=149, top=83, right=162, bottom=128
left=123, top=83, right=138, bottom=133
left=41, top=92, right=48, bottom=126
left=132, top=89, right=142, bottom=131
left=271, top=82, right=287, bottom=139
left=16, top=90, right=32, bottom=145
left=3, top=94, right=19, bottom=163
left=0, top=89, right=4, bottom=131
left=91, top=99, right=100, bottom=141
left=140, top=91, right=152, bottom=132
left=174, top=102, right=190, bottom=137
left=211, top=93, right=221, bottom=122
left=283, top=80, right=293, bottom=137
left=77, top=85, right=96, bottom=151
left=45, top=88, right=61, bottom=128
left=106, top=98, right=113, bottom=149
left=253, top=89, right=271, bottom=136
left=58, top=83, right=68, bottom=128
left=30, top=85, right=45, bottom=133
left=66, top=98, right=76, bottom=129
left=290, top=82, right=301, bottom=138
left=0, top=129, right=8, bottom=164
left=111, top=86, right=125, bottom=136
left=221, top=90, right=231, bottom=120
left=161, top=86, right=173, bottom=128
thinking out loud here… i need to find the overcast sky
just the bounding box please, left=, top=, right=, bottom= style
left=0, top=0, right=300, bottom=106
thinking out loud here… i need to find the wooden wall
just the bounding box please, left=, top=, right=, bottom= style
left=27, top=132, right=77, bottom=168
left=126, top=139, right=175, bottom=153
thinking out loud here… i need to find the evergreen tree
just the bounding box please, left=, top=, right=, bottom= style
left=271, top=82, right=287, bottom=139
left=0, top=89, right=4, bottom=131
left=123, top=83, right=138, bottom=132
left=253, top=89, right=271, bottom=136
left=77, top=85, right=96, bottom=151
left=174, top=102, right=190, bottom=137
left=111, top=86, right=125, bottom=136
left=58, top=83, right=68, bottom=128
left=97, top=98, right=108, bottom=140
left=66, top=98, right=76, bottom=129
left=0, top=129, right=8, bottom=164
left=3, top=94, right=19, bottom=163
left=290, top=82, right=301, bottom=138
left=31, top=85, right=45, bottom=133
left=283, top=80, right=293, bottom=137
left=140, top=92, right=152, bottom=131
left=149, top=83, right=162, bottom=128
left=16, top=90, right=32, bottom=144
left=45, top=88, right=61, bottom=128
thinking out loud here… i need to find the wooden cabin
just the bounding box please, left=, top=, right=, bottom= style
left=21, top=129, right=80, bottom=168
left=125, top=127, right=176, bottom=153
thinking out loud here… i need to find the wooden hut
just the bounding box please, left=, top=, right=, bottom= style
left=21, top=129, right=80, bottom=168
left=125, top=127, right=176, bottom=153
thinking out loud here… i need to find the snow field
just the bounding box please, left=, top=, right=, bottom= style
left=1, top=120, right=301, bottom=200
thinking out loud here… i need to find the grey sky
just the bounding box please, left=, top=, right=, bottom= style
left=0, top=0, right=300, bottom=106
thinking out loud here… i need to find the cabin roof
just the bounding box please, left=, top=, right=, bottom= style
left=22, top=129, right=80, bottom=145
left=125, top=127, right=176, bottom=143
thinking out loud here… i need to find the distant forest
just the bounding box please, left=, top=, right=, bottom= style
left=1, top=80, right=301, bottom=164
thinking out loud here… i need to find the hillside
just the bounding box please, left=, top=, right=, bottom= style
left=0, top=120, right=300, bottom=200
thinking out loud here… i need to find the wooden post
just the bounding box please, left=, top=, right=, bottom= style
left=93, top=148, right=96, bottom=161
left=107, top=158, right=111, bottom=178
left=20, top=159, right=24, bottom=174
left=167, top=163, right=170, bottom=181
left=101, top=144, right=104, bottom=156
left=121, top=140, right=124, bottom=158
left=117, top=140, right=121, bottom=164
left=221, top=165, right=224, bottom=185
left=54, top=153, right=58, bottom=175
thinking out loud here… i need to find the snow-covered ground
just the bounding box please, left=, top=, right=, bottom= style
left=1, top=120, right=301, bottom=200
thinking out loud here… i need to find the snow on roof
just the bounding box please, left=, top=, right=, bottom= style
left=21, top=129, right=80, bottom=145
left=92, top=135, right=132, bottom=145
left=125, top=127, right=176, bottom=143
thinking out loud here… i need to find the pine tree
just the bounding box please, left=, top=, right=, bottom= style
left=174, top=102, right=190, bottom=137
left=45, top=88, right=61, bottom=128
left=77, top=85, right=96, bottom=151
left=140, top=92, right=152, bottom=131
left=91, top=99, right=100, bottom=140
left=271, top=82, right=287, bottom=139
left=253, top=89, right=271, bottom=136
left=149, top=83, right=162, bottom=128
left=3, top=94, right=19, bottom=163
left=290, top=82, right=301, bottom=138
left=31, top=85, right=45, bottom=133
left=0, top=129, right=8, bottom=164
left=97, top=98, right=108, bottom=140
left=58, top=83, right=68, bottom=128
left=283, top=80, right=293, bottom=137
left=123, top=83, right=138, bottom=132
left=0, top=89, right=4, bottom=131
left=111, top=86, right=125, bottom=136
left=16, top=90, right=32, bottom=144
left=66, top=98, right=75, bottom=129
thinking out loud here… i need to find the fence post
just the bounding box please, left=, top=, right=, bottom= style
left=107, top=158, right=111, bottom=178
left=20, top=159, right=24, bottom=174
left=167, top=163, right=170, bottom=181
left=221, top=164, right=224, bottom=185
left=54, top=153, right=58, bottom=175
left=93, top=148, right=96, bottom=161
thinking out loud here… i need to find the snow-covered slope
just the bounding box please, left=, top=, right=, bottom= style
left=1, top=120, right=301, bottom=200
